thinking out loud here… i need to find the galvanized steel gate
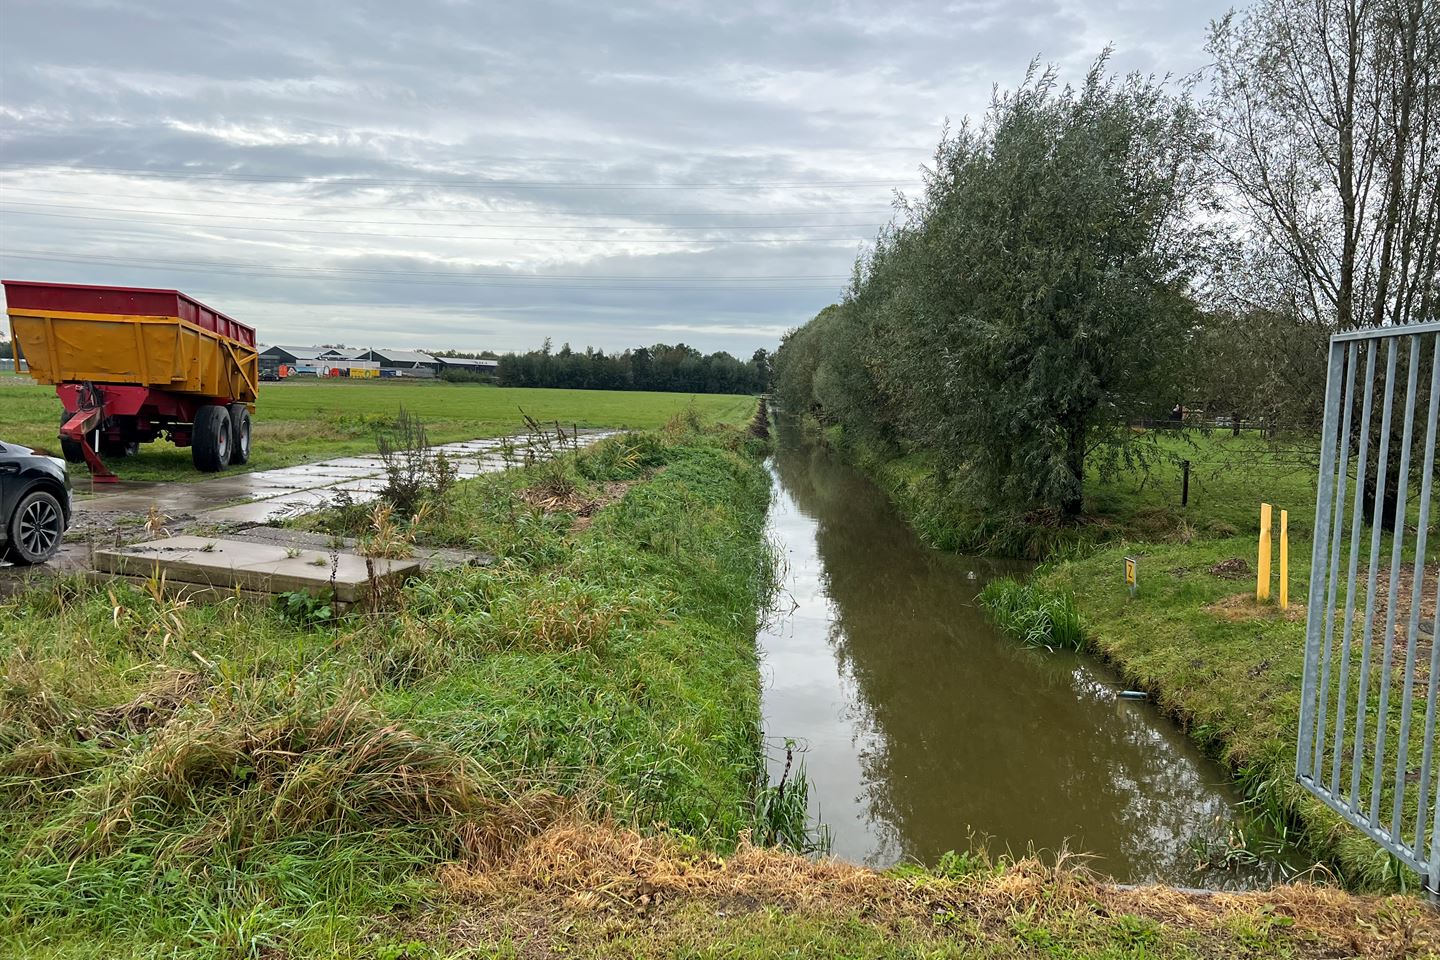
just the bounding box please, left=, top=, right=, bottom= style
left=1298, top=320, right=1440, bottom=898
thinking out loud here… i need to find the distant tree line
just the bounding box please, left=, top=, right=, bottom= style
left=498, top=340, right=770, bottom=395
left=775, top=0, right=1437, bottom=520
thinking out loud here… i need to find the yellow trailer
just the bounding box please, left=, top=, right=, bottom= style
left=3, top=280, right=259, bottom=479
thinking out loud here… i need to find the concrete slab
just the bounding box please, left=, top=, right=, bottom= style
left=233, top=484, right=315, bottom=501
left=328, top=460, right=389, bottom=471
left=93, top=535, right=419, bottom=602
left=226, top=525, right=493, bottom=571
left=71, top=430, right=619, bottom=533
left=327, top=477, right=391, bottom=494
left=246, top=467, right=373, bottom=483
left=203, top=497, right=325, bottom=524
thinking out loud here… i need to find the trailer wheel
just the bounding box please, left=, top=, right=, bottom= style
left=57, top=411, right=85, bottom=463
left=228, top=403, right=252, bottom=465
left=192, top=404, right=232, bottom=472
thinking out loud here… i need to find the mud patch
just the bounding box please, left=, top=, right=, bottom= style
left=520, top=479, right=639, bottom=533
left=87, top=667, right=206, bottom=739
left=1204, top=592, right=1305, bottom=622
left=1208, top=557, right=1252, bottom=580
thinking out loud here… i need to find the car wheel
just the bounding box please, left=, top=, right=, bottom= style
left=192, top=404, right=232, bottom=472
left=4, top=488, right=66, bottom=565
left=229, top=403, right=252, bottom=465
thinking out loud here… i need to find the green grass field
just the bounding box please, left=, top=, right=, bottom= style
left=0, top=377, right=757, bottom=482
left=829, top=424, right=1322, bottom=558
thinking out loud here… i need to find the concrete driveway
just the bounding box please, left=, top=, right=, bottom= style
left=1, top=431, right=614, bottom=583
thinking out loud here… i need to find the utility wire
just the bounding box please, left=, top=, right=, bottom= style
left=0, top=208, right=872, bottom=244
left=0, top=184, right=899, bottom=217
left=0, top=199, right=884, bottom=232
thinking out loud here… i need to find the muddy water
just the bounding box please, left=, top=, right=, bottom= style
left=759, top=424, right=1287, bottom=887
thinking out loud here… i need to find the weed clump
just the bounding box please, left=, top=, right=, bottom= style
left=753, top=740, right=829, bottom=855
left=749, top=398, right=771, bottom=440
left=978, top=578, right=1084, bottom=650
left=577, top=433, right=667, bottom=483
left=375, top=406, right=457, bottom=516
left=36, top=680, right=507, bottom=861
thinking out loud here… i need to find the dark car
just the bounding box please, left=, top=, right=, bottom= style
left=0, top=439, right=72, bottom=565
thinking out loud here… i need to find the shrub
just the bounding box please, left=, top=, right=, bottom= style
left=978, top=578, right=1084, bottom=650
left=374, top=407, right=461, bottom=518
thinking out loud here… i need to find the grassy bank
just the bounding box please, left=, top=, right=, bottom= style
left=0, top=420, right=777, bottom=956
left=1033, top=532, right=1436, bottom=894
left=0, top=378, right=757, bottom=482
left=2, top=416, right=1433, bottom=956
left=815, top=418, right=1436, bottom=894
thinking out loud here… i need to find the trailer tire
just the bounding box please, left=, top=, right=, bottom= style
left=228, top=404, right=252, bottom=465
left=57, top=412, right=85, bottom=464
left=192, top=405, right=232, bottom=472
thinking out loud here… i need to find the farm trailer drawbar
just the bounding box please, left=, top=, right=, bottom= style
left=3, top=281, right=259, bottom=482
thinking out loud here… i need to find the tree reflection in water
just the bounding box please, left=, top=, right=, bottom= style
left=759, top=421, right=1293, bottom=888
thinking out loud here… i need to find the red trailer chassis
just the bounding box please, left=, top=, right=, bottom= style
left=55, top=382, right=236, bottom=482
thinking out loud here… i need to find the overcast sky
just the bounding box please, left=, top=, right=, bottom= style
left=0, top=0, right=1231, bottom=356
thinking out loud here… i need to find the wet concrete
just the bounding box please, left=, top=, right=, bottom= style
left=94, top=535, right=420, bottom=603
left=71, top=431, right=615, bottom=526
left=0, top=430, right=614, bottom=585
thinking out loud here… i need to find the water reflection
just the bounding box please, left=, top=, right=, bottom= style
left=759, top=422, right=1285, bottom=887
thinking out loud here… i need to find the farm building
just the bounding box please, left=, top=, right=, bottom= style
left=435, top=356, right=498, bottom=373
left=355, top=349, right=440, bottom=373
left=258, top=345, right=346, bottom=366
left=258, top=345, right=378, bottom=378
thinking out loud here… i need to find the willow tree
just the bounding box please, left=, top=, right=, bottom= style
left=911, top=58, right=1210, bottom=517
left=772, top=58, right=1210, bottom=518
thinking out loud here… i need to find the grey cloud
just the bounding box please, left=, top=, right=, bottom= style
left=1, top=0, right=1230, bottom=355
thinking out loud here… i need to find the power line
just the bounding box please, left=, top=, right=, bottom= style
left=0, top=208, right=872, bottom=244
left=0, top=199, right=883, bottom=232
left=0, top=184, right=899, bottom=218
left=0, top=161, right=918, bottom=190
left=0, top=251, right=849, bottom=291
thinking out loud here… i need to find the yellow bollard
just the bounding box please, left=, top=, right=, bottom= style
left=1279, top=510, right=1289, bottom=610
left=1257, top=503, right=1273, bottom=602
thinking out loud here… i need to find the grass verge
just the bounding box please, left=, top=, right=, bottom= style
left=0, top=417, right=777, bottom=956
left=419, top=820, right=1436, bottom=959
